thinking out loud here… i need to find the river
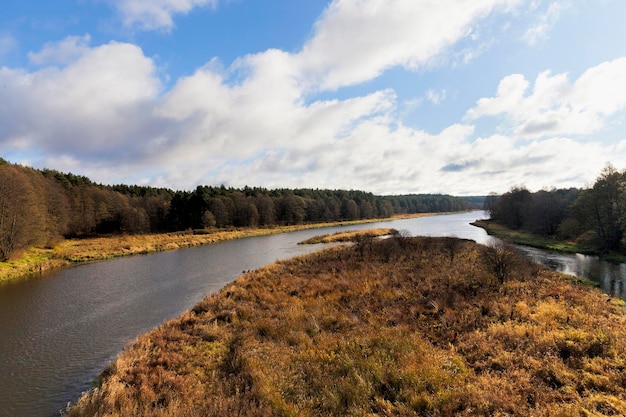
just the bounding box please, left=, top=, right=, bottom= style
left=0, top=211, right=623, bottom=417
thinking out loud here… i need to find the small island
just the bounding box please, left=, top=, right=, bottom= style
left=298, top=228, right=398, bottom=244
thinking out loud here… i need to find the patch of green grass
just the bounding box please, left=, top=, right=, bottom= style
left=0, top=247, right=62, bottom=282
left=473, top=220, right=592, bottom=254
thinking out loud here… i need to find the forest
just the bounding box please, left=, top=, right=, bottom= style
left=0, top=158, right=475, bottom=261
left=485, top=164, right=626, bottom=255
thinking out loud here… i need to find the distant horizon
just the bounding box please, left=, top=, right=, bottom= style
left=2, top=1, right=625, bottom=195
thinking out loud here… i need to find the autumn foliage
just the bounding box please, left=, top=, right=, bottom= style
left=67, top=237, right=626, bottom=416
left=0, top=159, right=472, bottom=262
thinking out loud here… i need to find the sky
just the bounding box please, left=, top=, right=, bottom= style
left=1, top=0, right=626, bottom=196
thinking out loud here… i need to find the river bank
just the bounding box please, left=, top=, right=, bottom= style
left=0, top=213, right=435, bottom=283
left=67, top=235, right=626, bottom=416
left=472, top=220, right=585, bottom=253
left=472, top=219, right=626, bottom=265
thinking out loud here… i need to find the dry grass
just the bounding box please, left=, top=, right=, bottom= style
left=67, top=236, right=626, bottom=416
left=0, top=213, right=435, bottom=283
left=298, top=228, right=397, bottom=244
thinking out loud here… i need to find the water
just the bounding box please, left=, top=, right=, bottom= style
left=515, top=246, right=626, bottom=299
left=0, top=211, right=622, bottom=417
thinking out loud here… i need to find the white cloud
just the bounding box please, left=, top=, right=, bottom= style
left=154, top=48, right=396, bottom=164
left=111, top=0, right=218, bottom=31
left=296, top=0, right=523, bottom=91
left=0, top=38, right=162, bottom=161
left=466, top=57, right=626, bottom=137
left=164, top=119, right=618, bottom=195
left=3, top=1, right=624, bottom=195
left=523, top=1, right=568, bottom=45
left=28, top=35, right=92, bottom=66
left=2, top=35, right=621, bottom=195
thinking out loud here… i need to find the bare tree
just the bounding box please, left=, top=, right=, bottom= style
left=481, top=241, right=518, bottom=284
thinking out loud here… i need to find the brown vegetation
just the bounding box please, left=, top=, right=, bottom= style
left=67, top=236, right=626, bottom=416
left=298, top=228, right=397, bottom=244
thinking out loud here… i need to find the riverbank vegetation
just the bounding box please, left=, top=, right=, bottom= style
left=483, top=164, right=626, bottom=260
left=472, top=220, right=584, bottom=254
left=0, top=158, right=475, bottom=264
left=67, top=236, right=626, bottom=416
left=0, top=218, right=422, bottom=283
left=298, top=228, right=397, bottom=244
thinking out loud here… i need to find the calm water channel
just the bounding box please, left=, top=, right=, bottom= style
left=0, top=211, right=624, bottom=417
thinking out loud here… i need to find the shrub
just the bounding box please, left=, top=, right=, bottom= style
left=481, top=241, right=519, bottom=284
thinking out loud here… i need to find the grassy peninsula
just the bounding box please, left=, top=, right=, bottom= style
left=68, top=236, right=626, bottom=416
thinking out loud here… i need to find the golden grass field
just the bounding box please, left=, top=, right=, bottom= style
left=298, top=228, right=397, bottom=244
left=67, top=236, right=626, bottom=416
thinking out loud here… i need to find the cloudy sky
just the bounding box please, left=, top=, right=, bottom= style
left=1, top=0, right=626, bottom=195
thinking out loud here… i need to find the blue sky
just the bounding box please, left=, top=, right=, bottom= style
left=2, top=0, right=626, bottom=195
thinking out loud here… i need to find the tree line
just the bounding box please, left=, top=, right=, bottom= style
left=485, top=164, right=626, bottom=255
left=0, top=159, right=475, bottom=261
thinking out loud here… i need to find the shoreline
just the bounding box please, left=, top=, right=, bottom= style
left=472, top=219, right=626, bottom=264
left=0, top=212, right=440, bottom=283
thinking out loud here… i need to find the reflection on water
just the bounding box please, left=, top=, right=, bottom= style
left=514, top=246, right=626, bottom=300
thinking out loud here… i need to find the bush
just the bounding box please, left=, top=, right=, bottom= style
left=481, top=241, right=518, bottom=284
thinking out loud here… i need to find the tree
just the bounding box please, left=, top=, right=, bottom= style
left=323, top=197, right=341, bottom=221
left=278, top=194, right=305, bottom=225
left=573, top=165, right=626, bottom=252
left=441, top=236, right=463, bottom=263
left=231, top=192, right=259, bottom=227
left=0, top=166, right=45, bottom=260
left=489, top=186, right=532, bottom=230
left=140, top=195, right=170, bottom=232
left=210, top=196, right=234, bottom=228
left=483, top=193, right=499, bottom=215
left=526, top=189, right=574, bottom=237
left=166, top=192, right=192, bottom=231
left=40, top=176, right=71, bottom=239
left=120, top=206, right=150, bottom=234
left=256, top=195, right=275, bottom=226
left=358, top=199, right=375, bottom=219
left=340, top=198, right=359, bottom=220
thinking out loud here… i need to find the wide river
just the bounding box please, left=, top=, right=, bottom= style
left=1, top=211, right=625, bottom=417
